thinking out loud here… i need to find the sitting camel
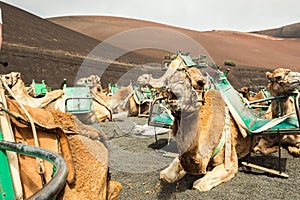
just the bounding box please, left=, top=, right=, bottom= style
left=1, top=72, right=112, bottom=123
left=142, top=56, right=253, bottom=191
left=77, top=75, right=151, bottom=117
left=238, top=86, right=270, bottom=108
left=1, top=95, right=121, bottom=199
left=253, top=68, right=300, bottom=156
left=1, top=72, right=64, bottom=109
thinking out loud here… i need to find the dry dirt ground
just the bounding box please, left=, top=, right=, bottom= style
left=89, top=117, right=300, bottom=200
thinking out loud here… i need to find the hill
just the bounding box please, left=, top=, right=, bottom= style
left=49, top=16, right=300, bottom=69
left=2, top=2, right=300, bottom=91
left=0, top=2, right=159, bottom=89
left=48, top=15, right=300, bottom=90
left=252, top=22, right=300, bottom=38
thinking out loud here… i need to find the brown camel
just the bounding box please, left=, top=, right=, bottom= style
left=253, top=68, right=300, bottom=156
left=149, top=62, right=253, bottom=191
left=2, top=96, right=121, bottom=199
left=77, top=75, right=151, bottom=117
left=238, top=86, right=269, bottom=108
left=1, top=72, right=64, bottom=109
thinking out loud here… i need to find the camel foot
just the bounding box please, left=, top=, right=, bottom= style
left=160, top=157, right=186, bottom=183
left=192, top=179, right=212, bottom=192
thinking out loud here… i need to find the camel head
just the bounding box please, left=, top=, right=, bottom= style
left=77, top=75, right=101, bottom=86
left=164, top=68, right=200, bottom=116
left=238, top=86, right=250, bottom=96
left=1, top=72, right=22, bottom=88
left=76, top=75, right=102, bottom=92
left=137, top=74, right=151, bottom=86
left=136, top=57, right=186, bottom=89
left=266, top=68, right=300, bottom=96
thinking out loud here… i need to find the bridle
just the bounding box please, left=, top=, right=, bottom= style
left=165, top=67, right=200, bottom=113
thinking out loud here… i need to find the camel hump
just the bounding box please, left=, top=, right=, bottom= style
left=39, top=89, right=64, bottom=107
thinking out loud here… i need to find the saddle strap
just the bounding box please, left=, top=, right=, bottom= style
left=211, top=106, right=231, bottom=171
left=224, top=106, right=231, bottom=171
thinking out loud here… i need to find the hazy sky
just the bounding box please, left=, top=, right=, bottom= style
left=2, top=0, right=300, bottom=32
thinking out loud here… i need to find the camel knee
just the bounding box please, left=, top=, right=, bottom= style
left=160, top=157, right=186, bottom=183
left=253, top=145, right=279, bottom=155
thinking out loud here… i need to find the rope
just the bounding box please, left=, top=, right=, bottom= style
left=0, top=76, right=46, bottom=186
left=112, top=89, right=134, bottom=111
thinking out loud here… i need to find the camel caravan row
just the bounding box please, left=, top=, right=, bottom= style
left=1, top=51, right=300, bottom=199
left=1, top=72, right=155, bottom=124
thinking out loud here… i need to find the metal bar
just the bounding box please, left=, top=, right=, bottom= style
left=65, top=97, right=94, bottom=113
left=248, top=95, right=288, bottom=105
left=0, top=140, right=68, bottom=200
left=257, top=129, right=300, bottom=135
left=295, top=92, right=300, bottom=127
left=241, top=162, right=289, bottom=178
left=148, top=96, right=165, bottom=126
left=277, top=129, right=282, bottom=174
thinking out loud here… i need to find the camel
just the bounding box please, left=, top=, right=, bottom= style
left=137, top=58, right=206, bottom=104
left=76, top=75, right=151, bottom=117
left=1, top=72, right=64, bottom=109
left=143, top=59, right=253, bottom=191
left=253, top=68, right=300, bottom=156
left=238, top=86, right=270, bottom=108
left=1, top=72, right=112, bottom=123
left=1, top=95, right=122, bottom=199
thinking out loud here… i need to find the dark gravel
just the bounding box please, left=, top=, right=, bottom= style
left=90, top=117, right=300, bottom=200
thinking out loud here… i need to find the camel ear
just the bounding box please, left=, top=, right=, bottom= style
left=95, top=75, right=101, bottom=84
left=14, top=72, right=21, bottom=79
left=266, top=71, right=272, bottom=80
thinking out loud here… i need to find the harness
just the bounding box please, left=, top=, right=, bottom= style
left=211, top=106, right=231, bottom=170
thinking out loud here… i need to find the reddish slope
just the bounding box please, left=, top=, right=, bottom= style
left=49, top=16, right=300, bottom=69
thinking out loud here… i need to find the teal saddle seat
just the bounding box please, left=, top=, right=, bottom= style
left=63, top=83, right=94, bottom=114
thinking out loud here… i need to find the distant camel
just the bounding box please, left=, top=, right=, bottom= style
left=238, top=86, right=270, bottom=108
left=77, top=75, right=152, bottom=117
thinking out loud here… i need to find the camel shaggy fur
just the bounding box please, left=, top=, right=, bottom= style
left=159, top=68, right=252, bottom=191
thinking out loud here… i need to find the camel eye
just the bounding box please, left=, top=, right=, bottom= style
left=5, top=76, right=9, bottom=79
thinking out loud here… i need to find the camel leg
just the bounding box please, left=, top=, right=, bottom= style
left=253, top=145, right=279, bottom=155
left=287, top=146, right=300, bottom=157
left=107, top=180, right=123, bottom=200
left=193, top=153, right=238, bottom=192
left=160, top=157, right=186, bottom=183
